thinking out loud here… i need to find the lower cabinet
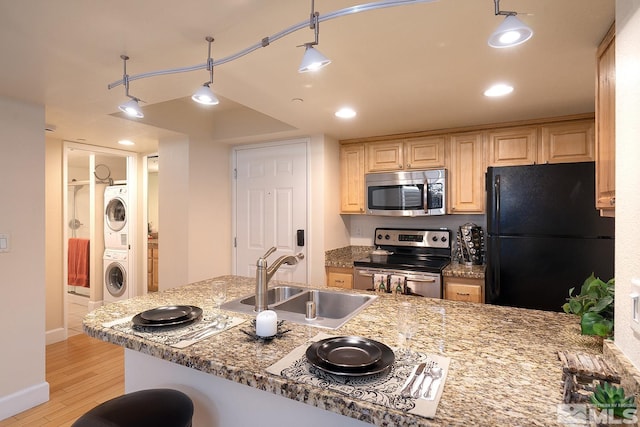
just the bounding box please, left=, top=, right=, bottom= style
left=148, top=246, right=158, bottom=292
left=443, top=276, right=484, bottom=303
left=326, top=266, right=354, bottom=289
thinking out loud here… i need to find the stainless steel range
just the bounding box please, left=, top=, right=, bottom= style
left=353, top=228, right=451, bottom=298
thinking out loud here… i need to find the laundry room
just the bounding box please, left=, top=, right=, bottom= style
left=65, top=145, right=133, bottom=332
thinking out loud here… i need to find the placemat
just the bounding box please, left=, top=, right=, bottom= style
left=104, top=312, right=246, bottom=348
left=266, top=333, right=450, bottom=419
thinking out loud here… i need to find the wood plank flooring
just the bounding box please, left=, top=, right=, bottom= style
left=0, top=334, right=124, bottom=427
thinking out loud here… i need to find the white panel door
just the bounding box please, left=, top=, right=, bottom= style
left=235, top=141, right=307, bottom=283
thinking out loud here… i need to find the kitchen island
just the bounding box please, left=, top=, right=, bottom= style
left=83, top=275, right=602, bottom=426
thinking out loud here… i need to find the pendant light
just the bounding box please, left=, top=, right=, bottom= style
left=488, top=0, right=533, bottom=48
left=117, top=55, right=144, bottom=118
left=192, top=37, right=220, bottom=105
left=298, top=0, right=331, bottom=73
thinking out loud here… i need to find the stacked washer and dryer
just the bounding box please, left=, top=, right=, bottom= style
left=103, top=185, right=131, bottom=302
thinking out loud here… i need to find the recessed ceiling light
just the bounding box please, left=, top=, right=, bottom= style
left=335, top=107, right=356, bottom=119
left=484, top=84, right=514, bottom=97
left=118, top=139, right=135, bottom=146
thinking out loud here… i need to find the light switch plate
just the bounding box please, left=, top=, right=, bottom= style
left=0, top=233, right=9, bottom=253
left=631, top=278, right=640, bottom=335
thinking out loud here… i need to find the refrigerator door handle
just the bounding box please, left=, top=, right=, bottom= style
left=493, top=175, right=501, bottom=235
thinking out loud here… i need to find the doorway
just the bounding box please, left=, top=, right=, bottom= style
left=234, top=139, right=308, bottom=283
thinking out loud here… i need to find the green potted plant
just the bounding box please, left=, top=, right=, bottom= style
left=562, top=273, right=615, bottom=338
left=590, top=381, right=637, bottom=423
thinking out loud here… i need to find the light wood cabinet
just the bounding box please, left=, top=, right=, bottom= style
left=366, top=140, right=404, bottom=172
left=487, top=127, right=537, bottom=167
left=595, top=23, right=616, bottom=215
left=340, top=144, right=365, bottom=214
left=448, top=132, right=485, bottom=213
left=404, top=136, right=446, bottom=169
left=540, top=120, right=595, bottom=164
left=326, top=266, right=353, bottom=289
left=148, top=246, right=158, bottom=292
left=444, top=276, right=484, bottom=303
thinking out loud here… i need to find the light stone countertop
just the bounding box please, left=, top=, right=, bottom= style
left=83, top=275, right=603, bottom=426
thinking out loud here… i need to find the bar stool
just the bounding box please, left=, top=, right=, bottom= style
left=71, top=388, right=194, bottom=427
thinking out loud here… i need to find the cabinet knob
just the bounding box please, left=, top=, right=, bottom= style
left=610, top=197, right=615, bottom=206
left=406, top=163, right=411, bottom=168
left=398, top=164, right=403, bottom=169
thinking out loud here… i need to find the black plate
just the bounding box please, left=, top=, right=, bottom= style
left=316, top=336, right=383, bottom=368
left=132, top=306, right=203, bottom=328
left=306, top=336, right=395, bottom=376
left=139, top=305, right=195, bottom=323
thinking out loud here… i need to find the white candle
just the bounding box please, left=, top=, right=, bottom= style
left=255, top=310, right=278, bottom=337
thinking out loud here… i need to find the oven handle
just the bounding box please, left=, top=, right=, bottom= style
left=406, top=277, right=437, bottom=283
left=357, top=271, right=374, bottom=277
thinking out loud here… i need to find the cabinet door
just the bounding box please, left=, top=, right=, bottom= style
left=326, top=267, right=353, bottom=289
left=405, top=136, right=446, bottom=169
left=444, top=277, right=484, bottom=303
left=449, top=132, right=485, bottom=213
left=340, top=144, right=365, bottom=214
left=595, top=25, right=615, bottom=213
left=487, top=127, right=537, bottom=166
left=540, top=120, right=595, bottom=164
left=366, top=140, right=404, bottom=172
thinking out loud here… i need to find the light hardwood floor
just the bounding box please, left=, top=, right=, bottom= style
left=0, top=334, right=124, bottom=426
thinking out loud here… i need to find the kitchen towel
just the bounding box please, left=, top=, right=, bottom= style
left=105, top=313, right=246, bottom=348
left=389, top=275, right=405, bottom=294
left=373, top=274, right=388, bottom=292
left=266, top=332, right=450, bottom=419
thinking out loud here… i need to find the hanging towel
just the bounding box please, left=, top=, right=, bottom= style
left=373, top=274, right=388, bottom=292
left=68, top=238, right=90, bottom=287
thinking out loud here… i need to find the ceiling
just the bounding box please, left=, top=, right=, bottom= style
left=0, top=0, right=615, bottom=154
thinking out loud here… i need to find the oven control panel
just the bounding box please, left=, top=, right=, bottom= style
left=374, top=228, right=450, bottom=249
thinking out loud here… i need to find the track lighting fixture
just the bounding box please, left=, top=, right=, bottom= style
left=117, top=55, right=144, bottom=118
left=298, top=1, right=331, bottom=73
left=192, top=37, right=220, bottom=105
left=108, top=0, right=435, bottom=111
left=488, top=0, right=533, bottom=48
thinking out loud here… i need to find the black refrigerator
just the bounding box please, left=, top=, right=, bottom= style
left=485, top=162, right=614, bottom=312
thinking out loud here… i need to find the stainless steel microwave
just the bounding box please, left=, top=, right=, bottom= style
left=365, top=169, right=446, bottom=216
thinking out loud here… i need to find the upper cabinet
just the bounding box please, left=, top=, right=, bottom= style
left=448, top=132, right=485, bottom=213
left=487, top=127, right=537, bottom=167
left=595, top=23, right=616, bottom=215
left=365, top=137, right=446, bottom=172
left=540, top=120, right=595, bottom=164
left=340, top=144, right=365, bottom=214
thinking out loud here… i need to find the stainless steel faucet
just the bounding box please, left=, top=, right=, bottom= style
left=255, top=247, right=304, bottom=312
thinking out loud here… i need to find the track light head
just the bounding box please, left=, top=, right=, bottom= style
left=118, top=98, right=144, bottom=118
left=192, top=83, right=219, bottom=105
left=298, top=44, right=331, bottom=73
left=488, top=14, right=533, bottom=48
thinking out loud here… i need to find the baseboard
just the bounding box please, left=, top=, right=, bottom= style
left=0, top=382, right=49, bottom=421
left=46, top=327, right=66, bottom=345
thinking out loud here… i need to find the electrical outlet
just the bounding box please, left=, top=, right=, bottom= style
left=631, top=278, right=640, bottom=335
left=0, top=233, right=9, bottom=253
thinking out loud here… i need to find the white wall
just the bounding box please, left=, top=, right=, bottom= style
left=614, top=0, right=640, bottom=369
left=0, top=97, right=48, bottom=419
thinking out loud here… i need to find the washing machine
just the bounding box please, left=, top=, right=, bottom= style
left=104, top=185, right=128, bottom=250
left=103, top=249, right=130, bottom=302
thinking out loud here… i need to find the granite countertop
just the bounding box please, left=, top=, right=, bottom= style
left=442, top=263, right=485, bottom=279
left=325, top=245, right=373, bottom=268
left=83, top=275, right=603, bottom=426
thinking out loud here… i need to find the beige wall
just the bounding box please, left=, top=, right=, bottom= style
left=158, top=135, right=232, bottom=290
left=0, top=97, right=48, bottom=418
left=45, top=138, right=64, bottom=340
left=614, top=0, right=640, bottom=369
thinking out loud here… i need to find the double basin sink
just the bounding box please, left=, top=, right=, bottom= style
left=221, top=286, right=377, bottom=329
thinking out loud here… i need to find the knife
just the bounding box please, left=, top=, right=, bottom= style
left=400, top=362, right=426, bottom=397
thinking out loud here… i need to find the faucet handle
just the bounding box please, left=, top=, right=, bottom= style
left=261, top=247, right=277, bottom=260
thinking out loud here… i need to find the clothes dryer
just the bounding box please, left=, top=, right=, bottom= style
left=103, top=249, right=130, bottom=302
left=104, top=185, right=128, bottom=250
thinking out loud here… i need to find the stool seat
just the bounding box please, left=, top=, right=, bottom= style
left=71, top=388, right=193, bottom=427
